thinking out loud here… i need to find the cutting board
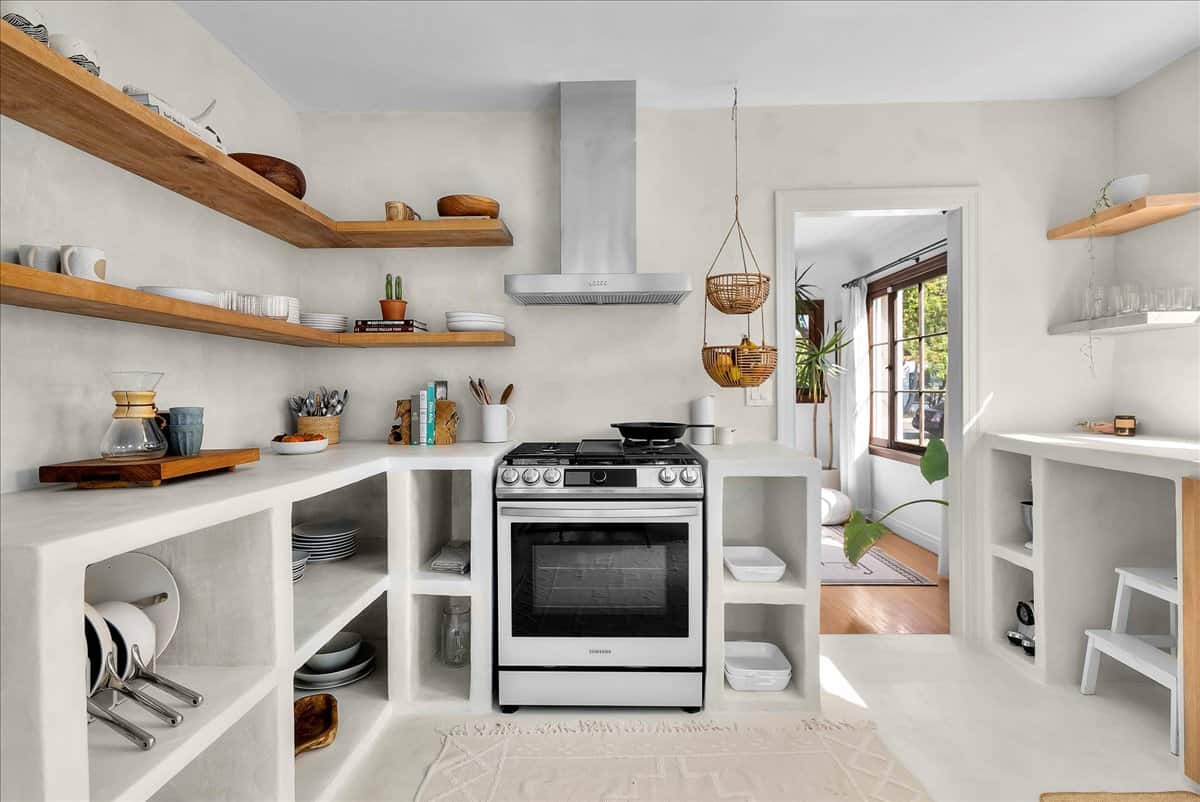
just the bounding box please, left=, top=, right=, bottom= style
left=40, top=448, right=260, bottom=488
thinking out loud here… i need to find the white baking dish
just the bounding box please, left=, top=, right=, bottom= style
left=723, top=546, right=786, bottom=582
left=725, top=668, right=791, bottom=692
left=724, top=640, right=793, bottom=690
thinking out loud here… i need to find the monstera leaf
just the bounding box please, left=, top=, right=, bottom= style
left=842, top=510, right=888, bottom=566
left=920, top=437, right=949, bottom=484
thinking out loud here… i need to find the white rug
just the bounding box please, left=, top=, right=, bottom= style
left=416, top=717, right=930, bottom=802
left=820, top=527, right=936, bottom=586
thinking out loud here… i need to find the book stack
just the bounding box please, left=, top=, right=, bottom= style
left=122, top=85, right=226, bottom=153
left=409, top=380, right=447, bottom=445
left=353, top=319, right=429, bottom=333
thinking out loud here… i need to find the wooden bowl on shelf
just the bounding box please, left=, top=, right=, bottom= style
left=436, top=194, right=500, bottom=218
left=230, top=153, right=307, bottom=199
left=294, top=693, right=338, bottom=755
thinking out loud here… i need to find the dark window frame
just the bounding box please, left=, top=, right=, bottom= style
left=866, top=252, right=948, bottom=461
left=795, top=298, right=826, bottom=403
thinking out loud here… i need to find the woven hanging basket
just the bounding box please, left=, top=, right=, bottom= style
left=706, top=273, right=770, bottom=315
left=702, top=340, right=778, bottom=388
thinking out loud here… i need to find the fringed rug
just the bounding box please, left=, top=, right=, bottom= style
left=416, top=717, right=930, bottom=802
left=820, top=527, right=936, bottom=586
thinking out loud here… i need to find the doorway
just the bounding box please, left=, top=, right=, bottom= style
left=774, top=188, right=980, bottom=640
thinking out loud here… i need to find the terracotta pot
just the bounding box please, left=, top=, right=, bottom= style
left=379, top=299, right=408, bottom=321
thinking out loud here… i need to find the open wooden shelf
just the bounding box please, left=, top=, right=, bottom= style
left=0, top=262, right=516, bottom=348
left=0, top=26, right=512, bottom=249
left=1047, top=193, right=1200, bottom=240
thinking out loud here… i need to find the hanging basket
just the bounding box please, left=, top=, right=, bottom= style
left=706, top=273, right=770, bottom=315
left=702, top=341, right=778, bottom=388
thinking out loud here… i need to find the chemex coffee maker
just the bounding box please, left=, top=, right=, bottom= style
left=1006, top=599, right=1036, bottom=656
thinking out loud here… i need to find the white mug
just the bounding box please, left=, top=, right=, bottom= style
left=716, top=426, right=736, bottom=445
left=60, top=245, right=107, bottom=281
left=18, top=244, right=59, bottom=271
left=481, top=404, right=514, bottom=443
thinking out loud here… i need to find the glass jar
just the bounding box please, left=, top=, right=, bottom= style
left=100, top=372, right=168, bottom=460
left=440, top=598, right=470, bottom=667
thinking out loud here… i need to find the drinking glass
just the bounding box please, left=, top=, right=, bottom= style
left=1171, top=286, right=1195, bottom=310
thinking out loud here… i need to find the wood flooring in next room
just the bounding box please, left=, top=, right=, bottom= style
left=821, top=532, right=950, bottom=635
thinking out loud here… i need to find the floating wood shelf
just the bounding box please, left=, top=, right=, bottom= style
left=0, top=26, right=512, bottom=249
left=0, top=263, right=515, bottom=348
left=1048, top=310, right=1200, bottom=336
left=1047, top=193, right=1200, bottom=240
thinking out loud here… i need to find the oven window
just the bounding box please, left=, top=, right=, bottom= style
left=510, top=522, right=690, bottom=638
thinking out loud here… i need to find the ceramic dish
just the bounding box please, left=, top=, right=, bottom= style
left=271, top=439, right=330, bottom=455
left=293, top=519, right=360, bottom=539
left=722, top=546, right=786, bottom=583
left=85, top=552, right=180, bottom=658
left=304, top=631, right=363, bottom=673
left=446, top=320, right=506, bottom=332
left=294, top=642, right=376, bottom=685
left=137, top=286, right=220, bottom=307
left=294, top=664, right=375, bottom=690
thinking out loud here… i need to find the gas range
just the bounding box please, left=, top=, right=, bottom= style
left=495, top=440, right=703, bottom=499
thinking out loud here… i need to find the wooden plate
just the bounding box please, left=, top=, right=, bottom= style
left=436, top=194, right=499, bottom=218
left=230, top=153, right=307, bottom=199
left=295, top=693, right=338, bottom=755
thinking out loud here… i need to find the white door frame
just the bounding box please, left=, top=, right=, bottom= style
left=773, top=187, right=982, bottom=640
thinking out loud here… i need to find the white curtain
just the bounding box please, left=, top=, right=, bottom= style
left=839, top=280, right=872, bottom=510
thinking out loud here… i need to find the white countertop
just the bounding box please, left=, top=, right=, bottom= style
left=0, top=441, right=511, bottom=557
left=986, top=431, right=1200, bottom=478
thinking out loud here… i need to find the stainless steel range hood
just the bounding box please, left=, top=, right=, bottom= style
left=504, top=81, right=691, bottom=305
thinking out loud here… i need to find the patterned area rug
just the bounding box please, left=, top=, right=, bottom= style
left=820, top=527, right=936, bottom=586
left=416, top=717, right=930, bottom=802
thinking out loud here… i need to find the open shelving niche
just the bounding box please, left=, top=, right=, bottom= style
left=700, top=448, right=822, bottom=713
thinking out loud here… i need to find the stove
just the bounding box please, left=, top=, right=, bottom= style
left=496, top=440, right=703, bottom=499
left=494, top=440, right=706, bottom=712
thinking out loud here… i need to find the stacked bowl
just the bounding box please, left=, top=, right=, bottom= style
left=292, top=549, right=310, bottom=583
left=295, top=631, right=376, bottom=690
left=723, top=641, right=792, bottom=692
left=291, top=519, right=359, bottom=563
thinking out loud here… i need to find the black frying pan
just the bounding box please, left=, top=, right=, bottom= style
left=611, top=421, right=713, bottom=442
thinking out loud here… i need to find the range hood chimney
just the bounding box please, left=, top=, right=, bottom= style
left=504, top=81, right=691, bottom=305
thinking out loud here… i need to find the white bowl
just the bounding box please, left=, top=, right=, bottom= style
left=138, top=286, right=220, bottom=307
left=297, top=641, right=375, bottom=682
left=270, top=438, right=329, bottom=455
left=304, top=631, right=363, bottom=673
left=447, top=320, right=506, bottom=332
left=258, top=294, right=289, bottom=319
left=1110, top=174, right=1150, bottom=205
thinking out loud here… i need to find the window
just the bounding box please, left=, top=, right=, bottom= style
left=795, top=298, right=825, bottom=402
left=867, top=253, right=948, bottom=460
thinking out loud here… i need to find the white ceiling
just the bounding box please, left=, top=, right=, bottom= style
left=793, top=211, right=943, bottom=254
left=179, top=1, right=1199, bottom=112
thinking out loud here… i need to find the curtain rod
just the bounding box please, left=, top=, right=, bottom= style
left=840, top=238, right=948, bottom=289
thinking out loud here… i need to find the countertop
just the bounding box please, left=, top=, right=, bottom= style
left=986, top=431, right=1200, bottom=478
left=0, top=441, right=511, bottom=557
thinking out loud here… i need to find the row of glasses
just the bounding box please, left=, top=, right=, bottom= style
left=1081, top=283, right=1196, bottom=320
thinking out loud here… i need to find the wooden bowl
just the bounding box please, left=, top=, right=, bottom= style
left=230, top=153, right=307, bottom=199
left=437, top=194, right=500, bottom=218
left=295, top=693, right=338, bottom=755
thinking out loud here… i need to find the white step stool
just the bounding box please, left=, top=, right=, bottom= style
left=1081, top=566, right=1179, bottom=755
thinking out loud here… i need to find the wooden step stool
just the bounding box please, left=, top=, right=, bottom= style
left=1081, top=566, right=1180, bottom=754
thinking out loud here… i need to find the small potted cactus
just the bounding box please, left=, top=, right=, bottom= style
left=379, top=273, right=407, bottom=321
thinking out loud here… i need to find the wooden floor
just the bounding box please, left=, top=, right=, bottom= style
left=820, top=532, right=950, bottom=634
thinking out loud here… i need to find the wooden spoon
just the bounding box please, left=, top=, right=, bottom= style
left=500, top=384, right=514, bottom=404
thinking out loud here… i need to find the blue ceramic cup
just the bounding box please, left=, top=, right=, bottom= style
left=166, top=423, right=203, bottom=457
left=169, top=407, right=204, bottom=425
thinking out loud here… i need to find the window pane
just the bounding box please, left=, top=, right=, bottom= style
left=896, top=285, right=920, bottom=339
left=923, top=334, right=948, bottom=390
left=923, top=274, right=948, bottom=334
left=896, top=392, right=921, bottom=445
left=896, top=339, right=919, bottom=394
left=796, top=312, right=812, bottom=343
left=922, top=392, right=946, bottom=441
left=871, top=393, right=889, bottom=440
left=870, top=344, right=889, bottom=392
left=870, top=296, right=889, bottom=344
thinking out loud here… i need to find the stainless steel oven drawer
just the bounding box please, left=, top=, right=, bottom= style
left=498, top=670, right=703, bottom=708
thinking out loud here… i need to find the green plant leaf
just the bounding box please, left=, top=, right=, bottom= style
left=920, top=437, right=948, bottom=484
left=843, top=510, right=887, bottom=566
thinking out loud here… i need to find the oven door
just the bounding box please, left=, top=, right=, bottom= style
left=497, top=500, right=703, bottom=668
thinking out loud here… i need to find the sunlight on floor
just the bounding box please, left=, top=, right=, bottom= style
left=818, top=654, right=868, bottom=709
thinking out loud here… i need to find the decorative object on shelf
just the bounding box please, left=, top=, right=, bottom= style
left=271, top=433, right=329, bottom=455
left=1021, top=500, right=1034, bottom=537
left=470, top=375, right=512, bottom=442
left=441, top=597, right=471, bottom=667
left=446, top=310, right=505, bottom=332
left=17, top=243, right=57, bottom=271
left=165, top=406, right=204, bottom=457
left=384, top=201, right=420, bottom=221
left=294, top=693, right=338, bottom=755
left=1114, top=414, right=1137, bottom=437
left=1075, top=419, right=1117, bottom=435
left=100, top=371, right=168, bottom=460
left=48, top=33, right=97, bottom=76
left=700, top=88, right=776, bottom=388
left=820, top=487, right=853, bottom=525
left=428, top=542, right=470, bottom=575
left=60, top=244, right=106, bottom=281
left=137, top=286, right=220, bottom=307
left=42, top=448, right=259, bottom=488
left=1109, top=174, right=1150, bottom=205
left=716, top=425, right=736, bottom=445
left=724, top=641, right=792, bottom=692
left=380, top=272, right=407, bottom=320
left=389, top=398, right=459, bottom=445
left=1, top=2, right=47, bottom=43
left=291, top=518, right=360, bottom=564
left=229, top=152, right=306, bottom=198
left=437, top=194, right=500, bottom=218
left=1004, top=599, right=1036, bottom=656
left=689, top=394, right=715, bottom=444
left=353, top=318, right=427, bottom=333
left=123, top=86, right=225, bottom=153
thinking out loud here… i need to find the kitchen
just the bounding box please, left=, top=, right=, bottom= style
left=2, top=2, right=1199, bottom=800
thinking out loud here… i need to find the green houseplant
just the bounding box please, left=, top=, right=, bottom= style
left=796, top=328, right=849, bottom=469
left=380, top=273, right=407, bottom=321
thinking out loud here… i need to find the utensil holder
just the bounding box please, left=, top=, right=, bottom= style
left=297, top=415, right=340, bottom=444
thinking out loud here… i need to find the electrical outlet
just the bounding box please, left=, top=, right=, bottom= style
left=744, top=379, right=773, bottom=406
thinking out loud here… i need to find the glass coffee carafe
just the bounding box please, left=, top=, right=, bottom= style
left=100, top=371, right=168, bottom=460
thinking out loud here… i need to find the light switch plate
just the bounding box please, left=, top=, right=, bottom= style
left=744, top=379, right=773, bottom=406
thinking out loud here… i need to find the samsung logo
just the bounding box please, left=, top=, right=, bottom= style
left=588, top=648, right=613, bottom=654
left=587, top=280, right=608, bottom=287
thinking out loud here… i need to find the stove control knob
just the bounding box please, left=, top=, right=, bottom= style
left=543, top=468, right=562, bottom=484
left=680, top=467, right=700, bottom=485
left=500, top=468, right=520, bottom=485
left=591, top=470, right=608, bottom=484
left=522, top=468, right=541, bottom=485
left=659, top=468, right=678, bottom=485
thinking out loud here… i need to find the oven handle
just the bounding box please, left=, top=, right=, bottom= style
left=498, top=506, right=700, bottom=519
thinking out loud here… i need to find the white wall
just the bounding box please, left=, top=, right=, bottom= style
left=1111, top=50, right=1200, bottom=437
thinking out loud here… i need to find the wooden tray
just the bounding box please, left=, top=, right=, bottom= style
left=40, top=448, right=260, bottom=488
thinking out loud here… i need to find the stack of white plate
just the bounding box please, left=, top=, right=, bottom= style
left=292, top=549, right=310, bottom=582
left=300, top=312, right=349, bottom=333
left=294, top=640, right=376, bottom=690
left=286, top=297, right=300, bottom=325
left=446, top=311, right=505, bottom=332
left=292, top=519, right=359, bottom=563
